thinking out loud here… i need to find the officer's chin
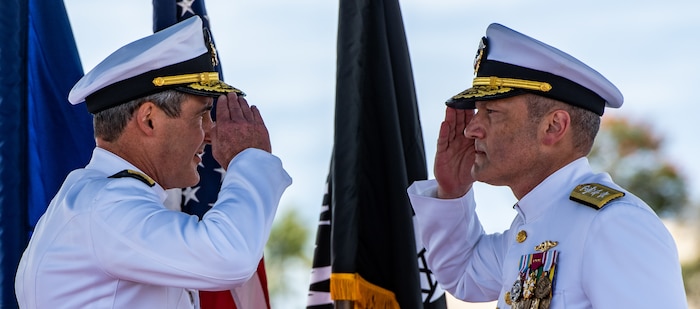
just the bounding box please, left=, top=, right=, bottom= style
left=169, top=173, right=200, bottom=190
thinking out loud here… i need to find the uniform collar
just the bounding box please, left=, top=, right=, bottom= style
left=86, top=147, right=167, bottom=202
left=515, top=157, right=592, bottom=222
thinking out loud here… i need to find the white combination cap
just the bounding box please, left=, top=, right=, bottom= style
left=447, top=23, right=623, bottom=115
left=68, top=16, right=242, bottom=114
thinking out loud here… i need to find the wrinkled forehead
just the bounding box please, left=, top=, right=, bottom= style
left=474, top=95, right=527, bottom=110
left=178, top=93, right=215, bottom=110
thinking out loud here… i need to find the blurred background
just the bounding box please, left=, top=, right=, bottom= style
left=63, top=0, right=700, bottom=307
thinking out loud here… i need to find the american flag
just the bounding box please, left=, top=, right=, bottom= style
left=154, top=1, right=270, bottom=308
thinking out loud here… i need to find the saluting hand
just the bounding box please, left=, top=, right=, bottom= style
left=434, top=107, right=476, bottom=199
left=210, top=92, right=271, bottom=170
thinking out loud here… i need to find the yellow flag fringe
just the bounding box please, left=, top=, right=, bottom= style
left=330, top=273, right=400, bottom=308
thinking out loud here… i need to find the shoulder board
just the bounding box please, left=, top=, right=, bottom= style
left=569, top=183, right=624, bottom=210
left=108, top=169, right=156, bottom=187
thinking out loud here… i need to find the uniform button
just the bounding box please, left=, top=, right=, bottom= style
left=516, top=230, right=527, bottom=243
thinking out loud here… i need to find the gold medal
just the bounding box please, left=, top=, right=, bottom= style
left=529, top=298, right=540, bottom=309
left=522, top=272, right=536, bottom=299
left=505, top=291, right=512, bottom=306
left=514, top=249, right=558, bottom=309
left=534, top=274, right=552, bottom=299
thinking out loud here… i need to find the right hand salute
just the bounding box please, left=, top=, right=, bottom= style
left=434, top=107, right=476, bottom=199
left=211, top=92, right=271, bottom=170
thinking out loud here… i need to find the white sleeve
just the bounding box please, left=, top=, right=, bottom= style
left=581, top=201, right=687, bottom=308
left=408, top=180, right=505, bottom=302
left=163, top=188, right=182, bottom=211
left=91, top=148, right=292, bottom=290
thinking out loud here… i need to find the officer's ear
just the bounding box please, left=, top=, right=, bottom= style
left=135, top=102, right=157, bottom=136
left=542, top=109, right=570, bottom=146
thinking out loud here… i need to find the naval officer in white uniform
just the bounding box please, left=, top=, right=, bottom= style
left=15, top=16, right=291, bottom=308
left=408, top=23, right=687, bottom=308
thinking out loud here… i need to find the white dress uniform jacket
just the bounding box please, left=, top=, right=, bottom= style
left=408, top=157, right=687, bottom=308
left=15, top=147, right=291, bottom=308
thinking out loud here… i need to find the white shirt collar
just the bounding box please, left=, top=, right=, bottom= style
left=515, top=157, right=592, bottom=222
left=85, top=147, right=167, bottom=202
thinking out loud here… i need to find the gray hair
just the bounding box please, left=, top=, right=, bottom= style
left=525, top=94, right=600, bottom=155
left=93, top=90, right=188, bottom=142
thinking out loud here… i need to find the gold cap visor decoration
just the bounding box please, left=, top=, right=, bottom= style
left=69, top=16, right=245, bottom=114
left=180, top=79, right=245, bottom=98
left=153, top=72, right=245, bottom=98
left=448, top=76, right=553, bottom=110
left=446, top=24, right=623, bottom=116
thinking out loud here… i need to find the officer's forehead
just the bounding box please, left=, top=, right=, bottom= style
left=474, top=96, right=523, bottom=109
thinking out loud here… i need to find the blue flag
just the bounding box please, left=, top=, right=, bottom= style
left=25, top=0, right=95, bottom=227
left=0, top=0, right=94, bottom=307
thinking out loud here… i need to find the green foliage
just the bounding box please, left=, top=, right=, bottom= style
left=266, top=209, right=311, bottom=263
left=589, top=117, right=688, bottom=217
left=590, top=116, right=700, bottom=305
left=683, top=253, right=700, bottom=308
left=264, top=208, right=312, bottom=306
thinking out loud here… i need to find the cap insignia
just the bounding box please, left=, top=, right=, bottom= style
left=203, top=28, right=219, bottom=67
left=473, top=37, right=487, bottom=75
left=569, top=183, right=624, bottom=210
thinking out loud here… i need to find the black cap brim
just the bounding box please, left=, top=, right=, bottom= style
left=175, top=80, right=245, bottom=98
left=445, top=86, right=525, bottom=109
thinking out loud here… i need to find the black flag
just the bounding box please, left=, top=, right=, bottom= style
left=307, top=0, right=447, bottom=307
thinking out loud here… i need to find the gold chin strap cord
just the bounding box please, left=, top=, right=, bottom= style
left=152, top=72, right=220, bottom=87
left=473, top=76, right=552, bottom=92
